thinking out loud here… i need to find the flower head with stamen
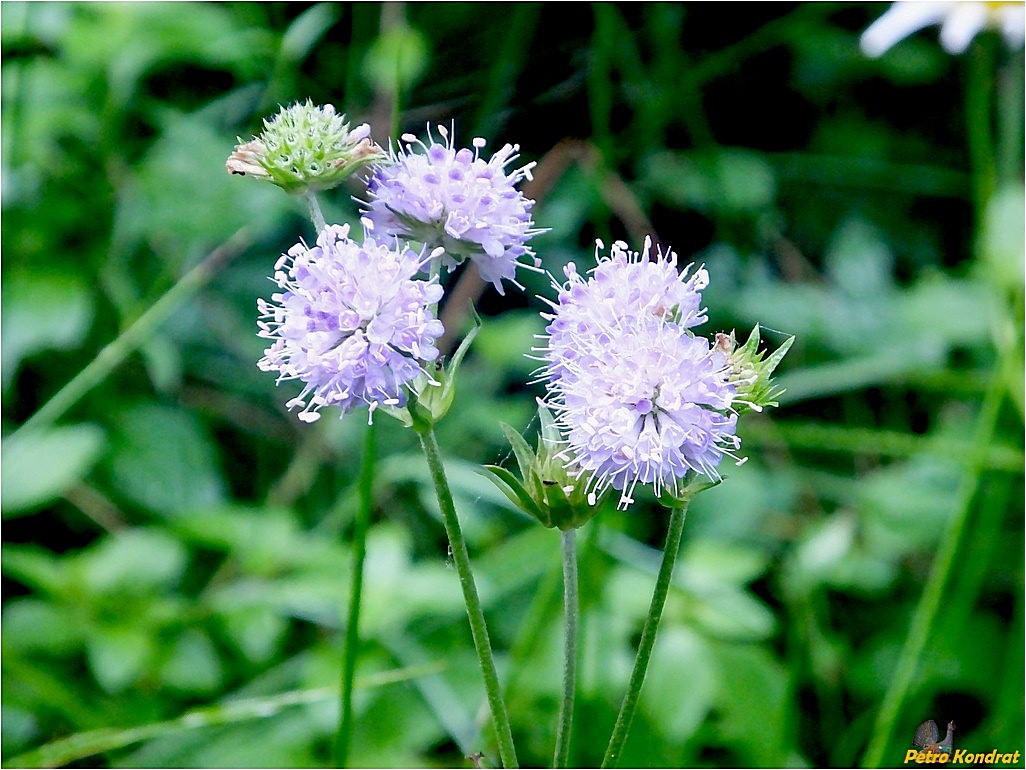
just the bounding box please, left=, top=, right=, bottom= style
left=257, top=223, right=445, bottom=423
left=539, top=237, right=739, bottom=509
left=361, top=124, right=544, bottom=294
left=544, top=237, right=710, bottom=383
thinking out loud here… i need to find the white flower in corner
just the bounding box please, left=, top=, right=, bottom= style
left=861, top=1, right=1025, bottom=57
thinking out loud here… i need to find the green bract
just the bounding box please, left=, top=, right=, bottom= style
left=481, top=404, right=601, bottom=530
left=226, top=100, right=385, bottom=194
left=718, top=324, right=795, bottom=415
left=389, top=305, right=482, bottom=431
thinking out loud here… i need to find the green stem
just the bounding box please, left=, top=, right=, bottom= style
left=335, top=421, right=376, bottom=767
left=553, top=528, right=579, bottom=769
left=304, top=190, right=327, bottom=233
left=414, top=424, right=518, bottom=768
left=860, top=350, right=1009, bottom=767
left=966, top=35, right=997, bottom=223
left=13, top=228, right=251, bottom=439
left=602, top=503, right=688, bottom=768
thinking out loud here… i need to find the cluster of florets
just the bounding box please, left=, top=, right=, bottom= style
left=244, top=112, right=542, bottom=423
left=257, top=224, right=444, bottom=423
left=539, top=237, right=740, bottom=509
left=227, top=101, right=384, bottom=193
left=242, top=107, right=787, bottom=516
left=361, top=124, right=543, bottom=294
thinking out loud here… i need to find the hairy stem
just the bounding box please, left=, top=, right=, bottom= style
left=415, top=425, right=519, bottom=768
left=304, top=189, right=327, bottom=233
left=553, top=528, right=579, bottom=768
left=602, top=503, right=688, bottom=768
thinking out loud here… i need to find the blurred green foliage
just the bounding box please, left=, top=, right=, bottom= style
left=2, top=2, right=1023, bottom=768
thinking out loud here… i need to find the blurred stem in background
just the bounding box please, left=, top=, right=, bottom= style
left=335, top=420, right=374, bottom=768
left=965, top=35, right=997, bottom=223
left=862, top=37, right=1020, bottom=767
left=861, top=339, right=1012, bottom=767
left=602, top=503, right=689, bottom=768
left=9, top=228, right=251, bottom=440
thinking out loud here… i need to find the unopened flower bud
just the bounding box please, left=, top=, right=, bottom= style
left=227, top=100, right=385, bottom=194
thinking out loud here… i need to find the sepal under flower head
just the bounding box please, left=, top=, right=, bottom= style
left=257, top=223, right=444, bottom=423
left=404, top=305, right=482, bottom=430
left=480, top=402, right=603, bottom=530
left=539, top=237, right=740, bottom=510
left=361, top=124, right=544, bottom=294
left=715, top=325, right=795, bottom=415
left=228, top=100, right=385, bottom=193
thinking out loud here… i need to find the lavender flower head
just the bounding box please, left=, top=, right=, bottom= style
left=361, top=124, right=543, bottom=294
left=257, top=223, right=444, bottom=423
left=540, top=237, right=739, bottom=509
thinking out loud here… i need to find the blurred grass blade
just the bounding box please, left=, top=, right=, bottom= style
left=12, top=228, right=251, bottom=439
left=4, top=662, right=445, bottom=769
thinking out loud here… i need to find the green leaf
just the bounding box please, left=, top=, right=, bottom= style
left=687, top=588, right=777, bottom=641
left=1, top=705, right=40, bottom=757
left=712, top=643, right=791, bottom=766
left=362, top=24, right=430, bottom=94
left=80, top=528, right=188, bottom=594
left=1, top=271, right=94, bottom=390
left=159, top=630, right=224, bottom=695
left=473, top=311, right=546, bottom=380
left=2, top=598, right=84, bottom=655
left=104, top=402, right=226, bottom=517
left=86, top=625, right=154, bottom=693
left=1, top=424, right=105, bottom=516
left=981, top=184, right=1026, bottom=291
left=641, top=627, right=717, bottom=743
left=217, top=606, right=288, bottom=665
left=0, top=544, right=67, bottom=595
left=640, top=148, right=776, bottom=214
left=279, top=2, right=338, bottom=62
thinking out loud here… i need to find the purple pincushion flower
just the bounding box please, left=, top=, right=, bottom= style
left=539, top=237, right=739, bottom=509
left=257, top=223, right=444, bottom=423
left=361, top=124, right=543, bottom=294
left=544, top=237, right=710, bottom=383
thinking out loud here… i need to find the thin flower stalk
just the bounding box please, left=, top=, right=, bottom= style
left=414, top=422, right=519, bottom=769
left=601, top=503, right=688, bottom=769
left=553, top=528, right=579, bottom=769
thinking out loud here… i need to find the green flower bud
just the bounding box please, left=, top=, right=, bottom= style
left=716, top=324, right=795, bottom=415
left=480, top=403, right=603, bottom=530
left=226, top=100, right=385, bottom=194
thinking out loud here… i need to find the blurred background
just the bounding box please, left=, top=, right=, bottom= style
left=2, top=2, right=1023, bottom=767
